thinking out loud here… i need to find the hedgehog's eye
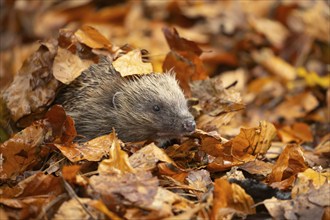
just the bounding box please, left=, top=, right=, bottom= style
left=153, top=105, right=160, bottom=112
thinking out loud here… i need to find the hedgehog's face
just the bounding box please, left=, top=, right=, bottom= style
left=116, top=73, right=195, bottom=141
left=138, top=94, right=195, bottom=139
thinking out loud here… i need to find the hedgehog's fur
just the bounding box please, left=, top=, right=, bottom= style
left=56, top=58, right=195, bottom=143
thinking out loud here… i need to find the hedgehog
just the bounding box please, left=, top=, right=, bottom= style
left=56, top=58, right=195, bottom=143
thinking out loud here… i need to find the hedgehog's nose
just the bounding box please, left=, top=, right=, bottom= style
left=182, top=119, right=196, bottom=132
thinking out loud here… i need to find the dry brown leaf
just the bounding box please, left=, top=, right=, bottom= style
left=252, top=48, right=296, bottom=81
left=226, top=121, right=277, bottom=156
left=291, top=168, right=329, bottom=198
left=164, top=138, right=201, bottom=168
left=190, top=130, right=251, bottom=172
left=89, top=171, right=158, bottom=209
left=98, top=132, right=135, bottom=175
left=44, top=104, right=77, bottom=144
left=112, top=49, right=153, bottom=77
left=2, top=39, right=59, bottom=122
left=191, top=74, right=244, bottom=130
left=75, top=25, right=113, bottom=50
left=274, top=91, right=319, bottom=120
left=288, top=1, right=330, bottom=43
left=264, top=184, right=330, bottom=220
left=186, top=169, right=212, bottom=193
left=239, top=160, right=273, bottom=177
left=277, top=122, right=313, bottom=144
left=314, top=133, right=330, bottom=157
left=202, top=122, right=276, bottom=172
left=52, top=47, right=94, bottom=84
left=139, top=187, right=193, bottom=219
left=185, top=169, right=212, bottom=201
left=129, top=142, right=175, bottom=171
left=0, top=172, right=64, bottom=219
left=0, top=122, right=48, bottom=180
left=162, top=27, right=208, bottom=96
left=162, top=27, right=203, bottom=56
left=53, top=198, right=102, bottom=220
left=157, top=163, right=188, bottom=183
left=268, top=144, right=308, bottom=188
left=55, top=133, right=114, bottom=162
left=62, top=165, right=81, bottom=183
left=88, top=200, right=122, bottom=220
left=249, top=16, right=289, bottom=49
left=0, top=43, right=40, bottom=89
left=212, top=178, right=255, bottom=220
left=0, top=105, right=74, bottom=180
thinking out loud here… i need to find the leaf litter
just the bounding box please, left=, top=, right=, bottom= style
left=0, top=1, right=329, bottom=219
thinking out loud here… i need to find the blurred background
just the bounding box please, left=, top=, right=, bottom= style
left=1, top=0, right=329, bottom=85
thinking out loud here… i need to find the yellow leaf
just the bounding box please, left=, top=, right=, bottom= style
left=113, top=49, right=153, bottom=77
left=297, top=67, right=330, bottom=88
left=291, top=168, right=329, bottom=198
left=98, top=132, right=135, bottom=175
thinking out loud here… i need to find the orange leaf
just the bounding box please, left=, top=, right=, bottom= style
left=212, top=178, right=255, bottom=220
left=75, top=25, right=113, bottom=50
left=268, top=144, right=308, bottom=187
left=55, top=133, right=115, bottom=162
left=98, top=132, right=135, bottom=175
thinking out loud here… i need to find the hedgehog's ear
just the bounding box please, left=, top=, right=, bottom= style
left=112, top=91, right=123, bottom=110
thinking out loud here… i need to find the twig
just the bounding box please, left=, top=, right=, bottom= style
left=63, top=180, right=97, bottom=220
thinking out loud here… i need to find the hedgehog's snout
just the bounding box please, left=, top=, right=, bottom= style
left=182, top=118, right=196, bottom=133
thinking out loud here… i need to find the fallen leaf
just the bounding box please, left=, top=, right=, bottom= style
left=268, top=144, right=308, bottom=188
left=191, top=74, right=244, bottom=130
left=55, top=133, right=114, bottom=162
left=212, top=178, right=255, bottom=220
left=297, top=67, right=330, bottom=88
left=239, top=160, right=273, bottom=177
left=252, top=48, right=296, bottom=81
left=264, top=184, right=330, bottom=220
left=249, top=16, right=289, bottom=49
left=164, top=138, right=202, bottom=169
left=226, top=121, right=277, bottom=156
left=97, top=132, right=135, bottom=175
left=186, top=169, right=212, bottom=200
left=186, top=169, right=212, bottom=192
left=89, top=171, right=158, bottom=209
left=287, top=1, right=330, bottom=43
left=274, top=91, right=319, bottom=120
left=162, top=27, right=203, bottom=56
left=126, top=186, right=193, bottom=219
left=62, top=165, right=81, bottom=183
left=162, top=27, right=208, bottom=95
left=0, top=122, right=48, bottom=180
left=1, top=172, right=64, bottom=219
left=112, top=49, right=153, bottom=77
left=129, top=142, right=175, bottom=171
left=44, top=104, right=77, bottom=144
left=314, top=133, right=330, bottom=157
left=2, top=39, right=59, bottom=122
left=88, top=200, right=121, bottom=220
left=52, top=47, right=94, bottom=84
left=53, top=198, right=102, bottom=220
left=277, top=122, right=313, bottom=144
left=291, top=168, right=329, bottom=198
left=75, top=25, right=113, bottom=50
left=0, top=105, right=73, bottom=180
